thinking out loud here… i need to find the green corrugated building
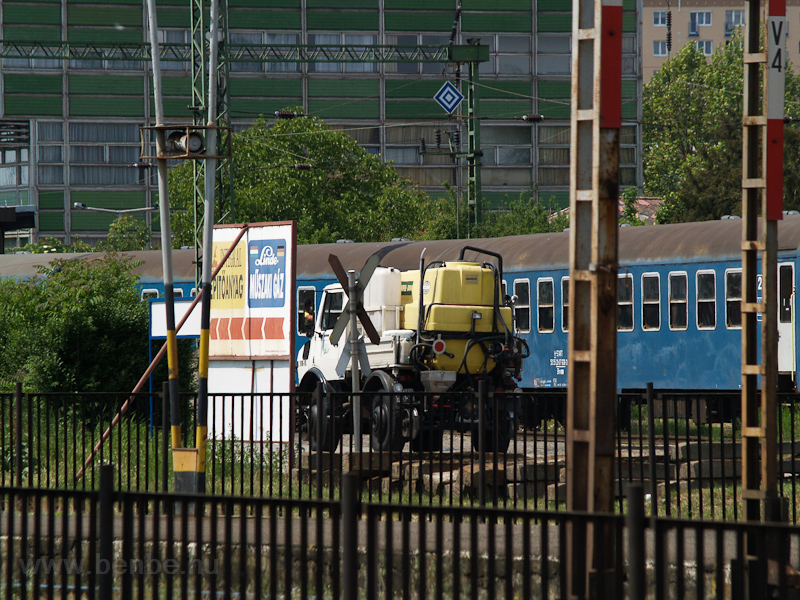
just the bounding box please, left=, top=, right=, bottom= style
left=0, top=0, right=641, bottom=248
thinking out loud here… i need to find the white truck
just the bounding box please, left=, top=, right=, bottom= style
left=296, top=246, right=529, bottom=453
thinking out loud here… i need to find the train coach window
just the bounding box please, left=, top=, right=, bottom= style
left=174, top=289, right=183, bottom=298
left=642, top=273, right=660, bottom=330
left=537, top=278, right=554, bottom=333
left=617, top=274, right=634, bottom=331
left=298, top=287, right=316, bottom=334
left=513, top=279, right=531, bottom=332
left=561, top=277, right=569, bottom=332
left=725, top=270, right=742, bottom=329
left=669, top=273, right=688, bottom=330
left=697, top=271, right=716, bottom=329
left=141, top=288, right=159, bottom=300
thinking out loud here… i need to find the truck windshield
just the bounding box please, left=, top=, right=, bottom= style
left=321, top=291, right=344, bottom=330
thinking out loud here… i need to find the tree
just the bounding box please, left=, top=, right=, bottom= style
left=10, top=237, right=94, bottom=254
left=168, top=110, right=432, bottom=246
left=418, top=190, right=569, bottom=240
left=99, top=215, right=151, bottom=251
left=0, top=253, right=194, bottom=401
left=644, top=33, right=800, bottom=223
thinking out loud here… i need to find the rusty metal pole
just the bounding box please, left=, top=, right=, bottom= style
left=566, top=0, right=622, bottom=598
left=742, top=1, right=785, bottom=595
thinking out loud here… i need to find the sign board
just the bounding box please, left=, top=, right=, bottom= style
left=208, top=222, right=297, bottom=443
left=149, top=298, right=201, bottom=339
left=209, top=223, right=295, bottom=359
left=434, top=81, right=464, bottom=114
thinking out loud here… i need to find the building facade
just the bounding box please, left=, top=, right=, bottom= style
left=643, top=0, right=800, bottom=82
left=0, top=0, right=641, bottom=249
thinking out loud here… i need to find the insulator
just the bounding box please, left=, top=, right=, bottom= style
left=521, top=114, right=544, bottom=123
left=435, top=129, right=442, bottom=149
left=294, top=163, right=312, bottom=170
left=452, top=129, right=460, bottom=146
left=275, top=110, right=298, bottom=119
left=420, top=137, right=427, bottom=153
left=666, top=11, right=673, bottom=52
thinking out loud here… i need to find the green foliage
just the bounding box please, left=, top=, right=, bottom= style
left=9, top=237, right=95, bottom=254
left=644, top=33, right=800, bottom=223
left=417, top=190, right=568, bottom=240
left=99, top=215, right=151, bottom=252
left=0, top=253, right=195, bottom=397
left=619, top=187, right=645, bottom=226
left=168, top=110, right=431, bottom=246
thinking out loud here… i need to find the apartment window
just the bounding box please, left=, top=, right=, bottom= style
left=690, top=11, right=712, bottom=36
left=669, top=273, right=688, bottom=330
left=696, top=40, right=713, bottom=56
left=618, top=274, right=634, bottom=331
left=654, top=11, right=668, bottom=26
left=308, top=33, right=377, bottom=73
left=69, top=123, right=141, bottom=185
left=725, top=10, right=745, bottom=36
left=267, top=33, right=300, bottom=73
left=230, top=32, right=262, bottom=72
left=158, top=29, right=190, bottom=71
left=538, top=125, right=570, bottom=187
left=537, top=35, right=571, bottom=75
left=725, top=269, right=741, bottom=329
left=513, top=279, right=530, bottom=333
left=654, top=41, right=668, bottom=57
left=561, top=277, right=569, bottom=332
left=537, top=278, right=554, bottom=333
left=384, top=147, right=419, bottom=165
left=477, top=35, right=531, bottom=75
left=697, top=271, right=716, bottom=329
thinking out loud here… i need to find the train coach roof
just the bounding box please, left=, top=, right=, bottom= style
left=297, top=214, right=800, bottom=277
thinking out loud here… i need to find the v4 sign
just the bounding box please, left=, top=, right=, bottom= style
left=328, top=252, right=382, bottom=346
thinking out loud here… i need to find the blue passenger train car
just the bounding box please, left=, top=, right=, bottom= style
left=2, top=216, right=798, bottom=416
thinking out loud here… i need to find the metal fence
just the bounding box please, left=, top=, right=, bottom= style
left=2, top=383, right=800, bottom=522
left=1, top=467, right=799, bottom=600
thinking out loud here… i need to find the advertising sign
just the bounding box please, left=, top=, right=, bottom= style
left=209, top=223, right=295, bottom=359
left=208, top=222, right=297, bottom=443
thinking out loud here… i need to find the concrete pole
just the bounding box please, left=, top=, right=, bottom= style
left=348, top=270, right=361, bottom=447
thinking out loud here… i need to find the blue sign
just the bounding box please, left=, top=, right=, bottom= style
left=434, top=81, right=464, bottom=114
left=248, top=239, right=287, bottom=308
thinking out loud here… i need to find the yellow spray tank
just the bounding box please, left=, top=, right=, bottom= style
left=400, top=248, right=514, bottom=376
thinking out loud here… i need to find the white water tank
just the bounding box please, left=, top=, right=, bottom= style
left=363, top=267, right=402, bottom=335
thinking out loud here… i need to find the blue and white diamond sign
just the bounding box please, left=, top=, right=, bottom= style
left=434, top=81, right=464, bottom=114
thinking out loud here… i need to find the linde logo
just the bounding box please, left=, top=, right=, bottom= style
left=248, top=239, right=287, bottom=308
left=254, top=245, right=279, bottom=267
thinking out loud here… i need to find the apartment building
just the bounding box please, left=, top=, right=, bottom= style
left=644, top=0, right=800, bottom=81
left=0, top=0, right=642, bottom=248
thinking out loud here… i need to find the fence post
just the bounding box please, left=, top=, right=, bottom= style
left=162, top=381, right=169, bottom=493
left=478, top=380, right=486, bottom=509
left=626, top=483, right=645, bottom=600
left=314, top=381, right=323, bottom=498
left=646, top=383, right=657, bottom=518
left=14, top=381, right=23, bottom=487
left=342, top=472, right=360, bottom=600
left=99, top=463, right=115, bottom=600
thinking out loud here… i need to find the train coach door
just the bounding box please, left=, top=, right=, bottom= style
left=778, top=262, right=795, bottom=376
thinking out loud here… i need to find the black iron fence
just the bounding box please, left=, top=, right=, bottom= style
left=1, top=467, right=799, bottom=600
left=2, top=383, right=800, bottom=522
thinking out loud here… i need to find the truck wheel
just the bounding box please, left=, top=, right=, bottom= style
left=471, top=413, right=514, bottom=454
left=370, top=395, right=404, bottom=452
left=309, top=398, right=341, bottom=452
left=410, top=429, right=443, bottom=452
